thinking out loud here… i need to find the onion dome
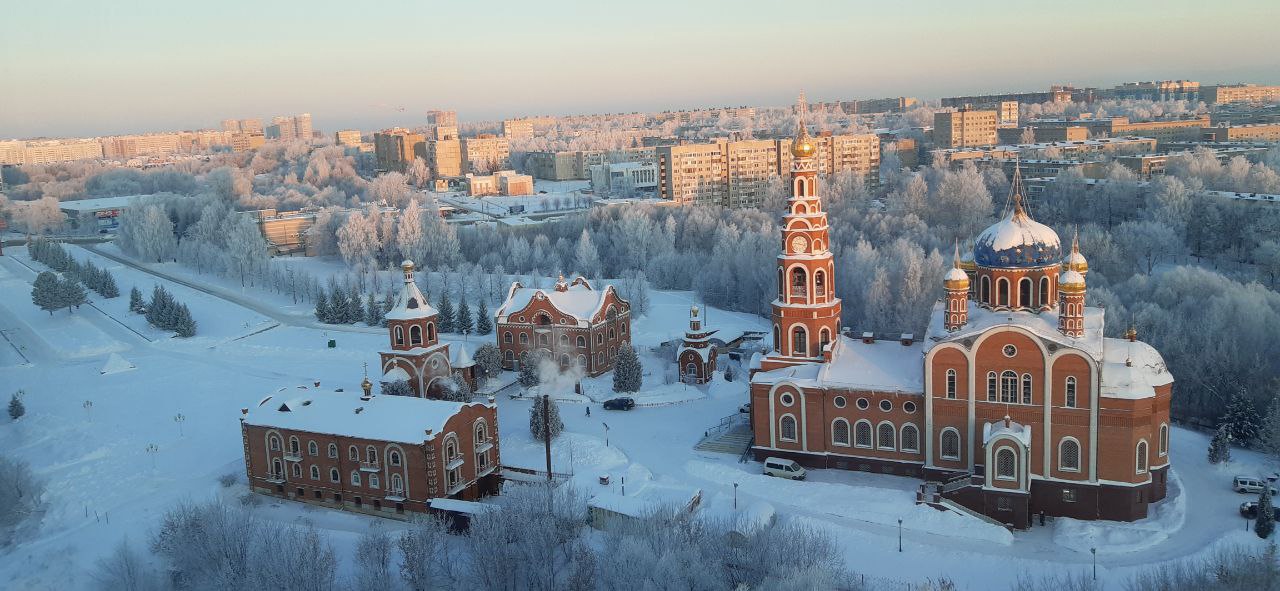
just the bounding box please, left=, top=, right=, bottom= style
left=974, top=163, right=1061, bottom=268
left=944, top=242, right=970, bottom=289
left=791, top=127, right=817, bottom=159
left=1062, top=228, right=1089, bottom=275
left=1059, top=269, right=1086, bottom=293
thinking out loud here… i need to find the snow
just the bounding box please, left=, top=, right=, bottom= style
left=1060, top=268, right=1086, bottom=285
left=244, top=387, right=488, bottom=445
left=1054, top=470, right=1187, bottom=554
left=495, top=278, right=612, bottom=326
left=99, top=352, right=135, bottom=375
left=926, top=300, right=1107, bottom=361
left=975, top=209, right=1062, bottom=254
left=1100, top=337, right=1174, bottom=399
left=381, top=366, right=409, bottom=381
left=983, top=419, right=1032, bottom=447
left=749, top=335, right=924, bottom=393
left=944, top=266, right=969, bottom=282
left=384, top=267, right=437, bottom=321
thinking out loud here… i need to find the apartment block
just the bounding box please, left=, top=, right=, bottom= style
left=525, top=151, right=580, bottom=180
left=374, top=129, right=426, bottom=172
left=334, top=129, right=363, bottom=147
left=998, top=126, right=1088, bottom=144
left=427, top=139, right=462, bottom=178
left=502, top=119, right=535, bottom=140
left=1201, top=123, right=1280, bottom=142
left=931, top=136, right=1157, bottom=166
left=1202, top=84, right=1280, bottom=105
left=1105, top=80, right=1200, bottom=102
left=812, top=132, right=880, bottom=188
left=0, top=139, right=104, bottom=165
left=839, top=97, right=917, bottom=114
left=231, top=133, right=266, bottom=153
left=460, top=135, right=510, bottom=174
left=941, top=86, right=1074, bottom=108
left=426, top=110, right=458, bottom=129
left=222, top=118, right=263, bottom=134
left=934, top=108, right=999, bottom=148
left=657, top=143, right=728, bottom=206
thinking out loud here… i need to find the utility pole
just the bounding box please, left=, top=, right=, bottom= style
left=542, top=394, right=553, bottom=482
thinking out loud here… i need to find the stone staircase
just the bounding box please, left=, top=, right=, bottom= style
left=695, top=424, right=754, bottom=455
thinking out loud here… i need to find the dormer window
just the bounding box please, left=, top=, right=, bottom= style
left=407, top=298, right=419, bottom=309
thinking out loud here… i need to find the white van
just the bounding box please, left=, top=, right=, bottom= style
left=763, top=457, right=806, bottom=480
left=1233, top=476, right=1278, bottom=495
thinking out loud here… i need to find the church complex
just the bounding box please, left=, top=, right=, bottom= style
left=748, top=121, right=1173, bottom=529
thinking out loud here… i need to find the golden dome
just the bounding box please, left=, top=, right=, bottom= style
left=792, top=134, right=817, bottom=159
left=1059, top=269, right=1086, bottom=293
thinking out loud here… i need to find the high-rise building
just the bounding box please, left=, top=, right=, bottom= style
left=334, top=129, right=363, bottom=147
left=231, top=132, right=266, bottom=153
left=502, top=119, right=535, bottom=140
left=426, top=110, right=458, bottom=129
left=221, top=119, right=241, bottom=133
left=1105, top=80, right=1200, bottom=102
left=1202, top=84, right=1280, bottom=105
left=460, top=135, right=510, bottom=174
left=427, top=138, right=462, bottom=178
left=934, top=108, right=999, bottom=148
left=294, top=113, right=313, bottom=140
left=374, top=129, right=426, bottom=172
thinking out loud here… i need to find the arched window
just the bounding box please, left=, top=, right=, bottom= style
left=445, top=436, right=460, bottom=460
left=987, top=372, right=998, bottom=402
left=1019, top=277, right=1032, bottom=308
left=369, top=474, right=380, bottom=489
left=366, top=446, right=377, bottom=465
left=308, top=441, right=318, bottom=456
left=310, top=465, right=320, bottom=480
left=1159, top=424, right=1169, bottom=456
left=946, top=369, right=957, bottom=399
left=779, top=415, right=797, bottom=442
left=349, top=445, right=359, bottom=461
left=269, top=435, right=281, bottom=451
left=995, top=449, right=1017, bottom=480
left=814, top=270, right=826, bottom=297
left=685, top=362, right=697, bottom=378
left=291, top=463, right=301, bottom=477
left=855, top=421, right=873, bottom=448
left=394, top=326, right=404, bottom=346
left=577, top=354, right=586, bottom=368
left=819, top=328, right=831, bottom=352
left=832, top=419, right=850, bottom=446
left=520, top=333, right=529, bottom=344
left=791, top=326, right=807, bottom=356
left=773, top=325, right=780, bottom=352
left=272, top=458, right=282, bottom=478
left=1021, top=373, right=1033, bottom=404
left=901, top=424, right=920, bottom=452
left=351, top=471, right=361, bottom=486
left=389, top=451, right=402, bottom=466
left=407, top=297, right=418, bottom=309
left=997, top=278, right=1010, bottom=307
left=1059, top=439, right=1081, bottom=471
left=504, top=349, right=514, bottom=361
left=289, top=436, right=300, bottom=454
left=327, top=443, right=337, bottom=458
left=1039, top=276, right=1050, bottom=307
left=536, top=313, right=552, bottom=326
left=410, top=325, right=422, bottom=346
left=1000, top=371, right=1018, bottom=403
left=475, top=421, right=488, bottom=445
left=940, top=429, right=961, bottom=460
left=790, top=267, right=807, bottom=298
left=330, top=468, right=339, bottom=483
left=503, top=331, right=512, bottom=344
left=391, top=474, right=404, bottom=494
left=1065, top=377, right=1077, bottom=408
left=980, top=275, right=991, bottom=304
left=1136, top=441, right=1149, bottom=474
left=877, top=423, right=896, bottom=450
left=576, top=335, right=586, bottom=347
left=538, top=333, right=549, bottom=346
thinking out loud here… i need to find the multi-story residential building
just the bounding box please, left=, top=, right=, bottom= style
left=294, top=113, right=313, bottom=140
left=426, top=110, right=458, bottom=129
left=466, top=170, right=534, bottom=196
left=998, top=126, right=1088, bottom=144
left=941, top=86, right=1075, bottom=108
left=839, top=97, right=918, bottom=114
left=460, top=135, right=510, bottom=174
left=335, top=129, right=363, bottom=147
left=589, top=162, right=659, bottom=197
left=231, top=132, right=266, bottom=153
left=525, top=151, right=579, bottom=180
left=812, top=132, right=880, bottom=188
left=934, top=108, right=999, bottom=148
left=0, top=139, right=104, bottom=165
left=1202, top=84, right=1280, bottom=105
left=495, top=276, right=631, bottom=377
left=374, top=129, right=426, bottom=173
left=268, top=116, right=297, bottom=141
left=657, top=142, right=729, bottom=206
left=503, top=118, right=535, bottom=140
left=724, top=139, right=787, bottom=208
left=1104, top=80, right=1200, bottom=102
left=930, top=137, right=1157, bottom=166
left=221, top=118, right=264, bottom=134
left=427, top=138, right=463, bottom=178
left=1201, top=123, right=1280, bottom=142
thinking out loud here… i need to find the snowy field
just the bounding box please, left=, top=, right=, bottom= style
left=0, top=245, right=1276, bottom=589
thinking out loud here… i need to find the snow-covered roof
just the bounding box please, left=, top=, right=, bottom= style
left=589, top=483, right=702, bottom=518
left=429, top=498, right=496, bottom=515
left=983, top=419, right=1032, bottom=447
left=451, top=344, right=475, bottom=368
left=816, top=336, right=924, bottom=392
left=495, top=277, right=622, bottom=327
left=973, top=207, right=1062, bottom=268
left=244, top=386, right=486, bottom=444
left=945, top=267, right=969, bottom=282
left=57, top=195, right=148, bottom=212
left=1060, top=269, right=1086, bottom=286
left=385, top=261, right=438, bottom=321
left=381, top=367, right=410, bottom=382
left=678, top=345, right=712, bottom=363
left=1100, top=337, right=1173, bottom=400
left=925, top=302, right=1106, bottom=362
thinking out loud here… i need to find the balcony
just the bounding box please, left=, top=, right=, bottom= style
left=445, top=456, right=464, bottom=471
left=384, top=491, right=406, bottom=502
left=282, top=452, right=302, bottom=462
left=265, top=472, right=286, bottom=484
left=360, top=461, right=380, bottom=472
left=475, top=441, right=493, bottom=454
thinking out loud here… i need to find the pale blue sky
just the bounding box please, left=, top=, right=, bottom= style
left=2, top=0, right=1277, bottom=138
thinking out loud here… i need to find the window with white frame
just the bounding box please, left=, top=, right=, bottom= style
left=369, top=474, right=380, bottom=489
left=1159, top=424, right=1169, bottom=456
left=349, top=445, right=359, bottom=461
left=779, top=415, right=797, bottom=442
left=995, top=449, right=1017, bottom=480
left=1136, top=441, right=1148, bottom=474
left=327, top=443, right=338, bottom=459
left=310, top=465, right=319, bottom=480
left=308, top=441, right=318, bottom=456
left=1059, top=439, right=1081, bottom=472
left=901, top=424, right=920, bottom=452
left=946, top=369, right=957, bottom=399
left=987, top=372, right=997, bottom=402
left=877, top=423, right=896, bottom=450
left=832, top=419, right=850, bottom=446
left=1065, top=376, right=1077, bottom=408
left=330, top=468, right=339, bottom=483
left=941, top=429, right=960, bottom=460
left=855, top=421, right=872, bottom=448
left=1000, top=371, right=1018, bottom=403
left=1021, top=373, right=1032, bottom=404
left=392, top=473, right=404, bottom=494
left=269, top=435, right=281, bottom=451
left=351, top=471, right=361, bottom=486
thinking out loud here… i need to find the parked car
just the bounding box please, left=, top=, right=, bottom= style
left=1241, top=501, right=1259, bottom=519
left=603, top=397, right=635, bottom=411
left=1233, top=476, right=1279, bottom=495
left=763, top=457, right=806, bottom=480
left=739, top=402, right=751, bottom=414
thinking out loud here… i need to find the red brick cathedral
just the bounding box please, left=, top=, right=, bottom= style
left=750, top=122, right=1173, bottom=528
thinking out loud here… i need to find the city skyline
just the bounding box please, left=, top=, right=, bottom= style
left=2, top=0, right=1278, bottom=138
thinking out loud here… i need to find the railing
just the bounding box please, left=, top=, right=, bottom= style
left=266, top=472, right=286, bottom=483
left=359, top=461, right=380, bottom=472
left=282, top=452, right=302, bottom=462
left=738, top=435, right=756, bottom=464
left=702, top=413, right=742, bottom=441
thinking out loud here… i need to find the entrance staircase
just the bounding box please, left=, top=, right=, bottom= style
left=695, top=424, right=754, bottom=455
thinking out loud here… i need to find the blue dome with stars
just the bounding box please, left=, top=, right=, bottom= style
left=973, top=165, right=1061, bottom=268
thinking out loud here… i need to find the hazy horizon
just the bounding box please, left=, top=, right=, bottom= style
left=2, top=0, right=1278, bottom=139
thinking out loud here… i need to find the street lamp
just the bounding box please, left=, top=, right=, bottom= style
left=174, top=413, right=186, bottom=437
left=146, top=444, right=159, bottom=470
left=898, top=519, right=903, bottom=552
left=82, top=400, right=93, bottom=422
left=734, top=482, right=739, bottom=510
left=1091, top=547, right=1097, bottom=581
left=602, top=422, right=610, bottom=447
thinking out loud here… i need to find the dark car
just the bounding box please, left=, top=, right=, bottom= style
left=739, top=403, right=751, bottom=414
left=603, top=397, right=635, bottom=411
left=1242, top=501, right=1259, bottom=519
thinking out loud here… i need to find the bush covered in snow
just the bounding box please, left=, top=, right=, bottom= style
left=0, top=454, right=44, bottom=545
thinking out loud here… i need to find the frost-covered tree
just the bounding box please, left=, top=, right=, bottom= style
left=56, top=275, right=87, bottom=314
left=1258, top=486, right=1275, bottom=539
left=31, top=271, right=61, bottom=315
left=364, top=293, right=383, bottom=326
left=518, top=351, right=542, bottom=388
left=99, top=269, right=120, bottom=298
left=395, top=198, right=426, bottom=265
left=474, top=344, right=502, bottom=385
left=1208, top=424, right=1232, bottom=464
left=129, top=286, right=146, bottom=313
left=337, top=208, right=380, bottom=268
left=437, top=290, right=455, bottom=333
left=1258, top=397, right=1280, bottom=464
left=529, top=395, right=563, bottom=442
left=455, top=297, right=473, bottom=334
left=8, top=391, right=24, bottom=421
left=92, top=539, right=163, bottom=591
left=573, top=229, right=602, bottom=278
left=613, top=343, right=642, bottom=393
left=475, top=300, right=492, bottom=335
left=381, top=380, right=412, bottom=397
left=118, top=204, right=177, bottom=263
left=1113, top=220, right=1185, bottom=275
left=353, top=524, right=394, bottom=591
left=1223, top=387, right=1260, bottom=445
left=397, top=515, right=458, bottom=590
left=313, top=290, right=330, bottom=323
left=13, top=195, right=64, bottom=234
left=0, top=454, right=44, bottom=543
left=220, top=212, right=269, bottom=287
left=617, top=270, right=650, bottom=316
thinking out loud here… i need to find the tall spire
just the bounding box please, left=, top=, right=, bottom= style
left=1071, top=226, right=1081, bottom=255
left=1009, top=159, right=1026, bottom=218
left=952, top=239, right=962, bottom=269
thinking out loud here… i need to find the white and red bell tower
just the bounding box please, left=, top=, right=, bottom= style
left=762, top=98, right=842, bottom=370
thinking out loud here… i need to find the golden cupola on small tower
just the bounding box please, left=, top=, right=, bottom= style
left=943, top=242, right=970, bottom=331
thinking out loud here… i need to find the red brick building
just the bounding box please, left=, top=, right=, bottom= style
left=750, top=127, right=1173, bottom=529
left=240, top=378, right=500, bottom=518
left=677, top=305, right=717, bottom=384
left=379, top=260, right=456, bottom=397
left=495, top=276, right=631, bottom=377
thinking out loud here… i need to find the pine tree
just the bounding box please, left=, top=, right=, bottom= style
left=1224, top=387, right=1260, bottom=445
left=314, top=290, right=330, bottom=323
left=31, top=271, right=61, bottom=315
left=456, top=298, right=473, bottom=334
left=8, top=391, right=25, bottom=421
left=613, top=343, right=642, bottom=393
left=1209, top=424, right=1233, bottom=464
left=381, top=290, right=395, bottom=314
left=348, top=287, right=365, bottom=325
left=173, top=304, right=197, bottom=337
left=129, top=286, right=146, bottom=314
left=58, top=276, right=87, bottom=314
left=437, top=290, right=455, bottom=333
left=475, top=300, right=492, bottom=335
left=518, top=351, right=541, bottom=388
left=100, top=270, right=119, bottom=298
left=1259, top=486, right=1276, bottom=539
left=1259, top=398, right=1280, bottom=464
left=529, top=394, right=563, bottom=443
left=365, top=293, right=383, bottom=326
left=474, top=344, right=503, bottom=385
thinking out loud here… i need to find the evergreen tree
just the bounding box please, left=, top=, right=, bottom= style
left=443, top=376, right=473, bottom=402
left=173, top=304, right=197, bottom=337
left=57, top=276, right=87, bottom=314
left=456, top=297, right=473, bottom=334
left=314, top=290, right=331, bottom=323
left=381, top=380, right=413, bottom=397
left=474, top=344, right=503, bottom=385
left=348, top=287, right=365, bottom=325
left=31, top=271, right=61, bottom=315
left=1209, top=424, right=1233, bottom=464
left=8, top=391, right=25, bottom=421
left=437, top=290, right=455, bottom=333
left=475, top=300, right=492, bottom=335
left=613, top=343, right=642, bottom=393
left=100, top=270, right=119, bottom=298
left=529, top=394, right=563, bottom=443
left=1223, top=387, right=1260, bottom=445
left=381, top=290, right=395, bottom=314
left=1258, top=397, right=1280, bottom=464
left=365, top=293, right=383, bottom=326
left=129, top=286, right=146, bottom=314
left=1258, top=486, right=1276, bottom=539
left=325, top=285, right=346, bottom=323
left=518, top=351, right=541, bottom=388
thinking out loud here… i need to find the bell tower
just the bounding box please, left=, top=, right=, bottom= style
left=944, top=242, right=970, bottom=331
left=763, top=95, right=842, bottom=370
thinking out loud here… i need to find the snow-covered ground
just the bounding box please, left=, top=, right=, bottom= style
left=0, top=245, right=1275, bottom=589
